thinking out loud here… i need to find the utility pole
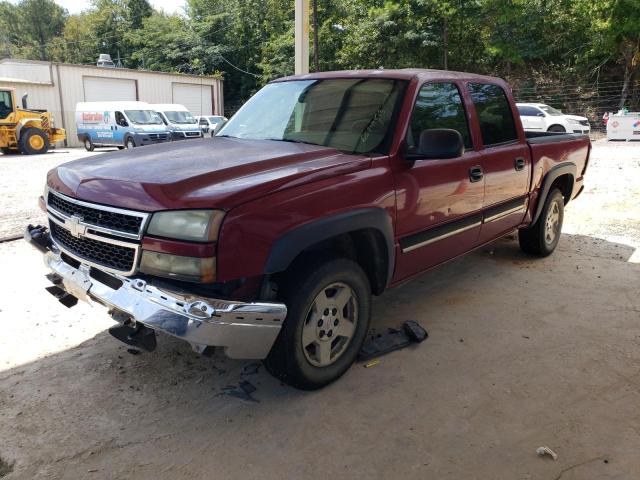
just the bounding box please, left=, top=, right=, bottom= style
left=294, top=0, right=309, bottom=74
left=312, top=0, right=319, bottom=72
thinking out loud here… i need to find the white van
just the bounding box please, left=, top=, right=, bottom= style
left=152, top=104, right=202, bottom=140
left=76, top=101, right=171, bottom=151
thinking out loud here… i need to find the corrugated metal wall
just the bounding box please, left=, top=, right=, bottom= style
left=55, top=64, right=223, bottom=147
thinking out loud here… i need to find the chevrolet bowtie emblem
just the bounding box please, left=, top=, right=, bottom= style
left=66, top=214, right=88, bottom=238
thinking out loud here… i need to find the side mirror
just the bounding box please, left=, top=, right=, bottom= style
left=409, top=128, right=464, bottom=160
left=537, top=112, right=545, bottom=117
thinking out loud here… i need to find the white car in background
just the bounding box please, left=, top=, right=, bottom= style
left=196, top=115, right=228, bottom=137
left=516, top=103, right=590, bottom=134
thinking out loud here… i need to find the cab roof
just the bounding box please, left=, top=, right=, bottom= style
left=273, top=68, right=507, bottom=85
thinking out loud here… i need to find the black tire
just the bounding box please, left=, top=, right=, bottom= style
left=125, top=137, right=136, bottom=149
left=547, top=125, right=566, bottom=133
left=83, top=137, right=94, bottom=151
left=519, top=188, right=564, bottom=256
left=265, top=257, right=371, bottom=390
left=19, top=127, right=50, bottom=155
left=117, top=146, right=125, bottom=150
left=1, top=147, right=15, bottom=155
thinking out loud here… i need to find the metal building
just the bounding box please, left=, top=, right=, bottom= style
left=0, top=58, right=223, bottom=147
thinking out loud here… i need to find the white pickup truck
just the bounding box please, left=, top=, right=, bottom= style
left=516, top=103, right=590, bottom=134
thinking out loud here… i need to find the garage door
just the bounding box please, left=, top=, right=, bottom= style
left=83, top=77, right=137, bottom=102
left=172, top=83, right=212, bottom=116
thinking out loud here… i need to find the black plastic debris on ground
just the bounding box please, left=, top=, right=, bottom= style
left=222, top=381, right=259, bottom=403
left=241, top=362, right=261, bottom=376
left=358, top=320, right=428, bottom=361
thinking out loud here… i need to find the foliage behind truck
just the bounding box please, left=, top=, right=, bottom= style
left=26, top=69, right=590, bottom=389
left=0, top=88, right=66, bottom=154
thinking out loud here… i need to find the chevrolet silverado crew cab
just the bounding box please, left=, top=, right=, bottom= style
left=26, top=69, right=590, bottom=390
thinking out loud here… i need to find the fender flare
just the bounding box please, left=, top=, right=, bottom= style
left=16, top=119, right=42, bottom=142
left=531, top=162, right=576, bottom=225
left=264, top=207, right=395, bottom=287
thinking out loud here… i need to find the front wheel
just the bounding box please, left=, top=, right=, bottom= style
left=519, top=188, right=564, bottom=256
left=265, top=257, right=371, bottom=390
left=19, top=127, right=50, bottom=155
left=125, top=137, right=136, bottom=149
left=547, top=125, right=566, bottom=133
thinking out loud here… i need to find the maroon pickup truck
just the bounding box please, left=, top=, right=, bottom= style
left=26, top=69, right=590, bottom=389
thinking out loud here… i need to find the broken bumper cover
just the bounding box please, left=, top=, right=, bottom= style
left=25, top=225, right=287, bottom=359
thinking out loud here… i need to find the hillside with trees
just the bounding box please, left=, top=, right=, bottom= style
left=0, top=0, right=638, bottom=123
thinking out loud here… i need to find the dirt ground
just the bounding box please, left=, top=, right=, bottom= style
left=0, top=142, right=639, bottom=479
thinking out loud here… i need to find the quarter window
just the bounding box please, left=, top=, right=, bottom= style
left=408, top=83, right=472, bottom=150
left=468, top=83, right=518, bottom=146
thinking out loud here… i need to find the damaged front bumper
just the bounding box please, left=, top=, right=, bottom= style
left=25, top=225, right=287, bottom=359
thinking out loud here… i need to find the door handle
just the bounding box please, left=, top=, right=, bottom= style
left=515, top=157, right=526, bottom=171
left=469, top=165, right=484, bottom=182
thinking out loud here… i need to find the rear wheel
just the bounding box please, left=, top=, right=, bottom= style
left=547, top=125, right=566, bottom=133
left=1, top=147, right=16, bottom=155
left=83, top=137, right=94, bottom=151
left=265, top=257, right=371, bottom=390
left=19, top=128, right=49, bottom=155
left=519, top=188, right=564, bottom=256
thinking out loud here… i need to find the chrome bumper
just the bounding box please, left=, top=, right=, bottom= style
left=25, top=226, right=286, bottom=359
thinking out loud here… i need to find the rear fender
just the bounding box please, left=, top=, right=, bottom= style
left=531, top=162, right=576, bottom=225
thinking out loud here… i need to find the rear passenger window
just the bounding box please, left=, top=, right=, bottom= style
left=517, top=105, right=540, bottom=117
left=408, top=83, right=472, bottom=150
left=468, top=83, right=518, bottom=146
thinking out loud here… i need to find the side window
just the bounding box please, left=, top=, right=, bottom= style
left=468, top=83, right=518, bottom=146
left=199, top=118, right=208, bottom=126
left=115, top=111, right=128, bottom=127
left=517, top=105, right=539, bottom=117
left=0, top=91, right=13, bottom=119
left=408, top=83, right=472, bottom=150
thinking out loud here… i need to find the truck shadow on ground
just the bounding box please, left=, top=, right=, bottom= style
left=0, top=233, right=638, bottom=477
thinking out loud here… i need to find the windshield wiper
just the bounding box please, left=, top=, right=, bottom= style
left=266, top=138, right=320, bottom=146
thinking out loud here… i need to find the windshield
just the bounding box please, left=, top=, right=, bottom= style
left=124, top=110, right=164, bottom=125
left=218, top=78, right=406, bottom=154
left=164, top=110, right=196, bottom=124
left=208, top=116, right=225, bottom=123
left=540, top=105, right=563, bottom=116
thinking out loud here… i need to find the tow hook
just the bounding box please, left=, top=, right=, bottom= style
left=108, top=320, right=158, bottom=352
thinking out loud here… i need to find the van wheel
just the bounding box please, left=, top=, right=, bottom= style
left=19, top=128, right=49, bottom=155
left=519, top=188, right=564, bottom=256
left=84, top=137, right=94, bottom=151
left=117, top=146, right=125, bottom=150
left=125, top=137, right=136, bottom=149
left=547, top=125, right=566, bottom=133
left=265, top=257, right=371, bottom=390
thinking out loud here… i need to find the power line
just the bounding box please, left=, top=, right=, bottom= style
left=219, top=55, right=260, bottom=77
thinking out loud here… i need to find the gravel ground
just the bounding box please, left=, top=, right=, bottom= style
left=0, top=141, right=639, bottom=479
left=0, top=148, right=115, bottom=239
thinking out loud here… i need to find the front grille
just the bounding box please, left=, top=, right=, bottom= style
left=48, top=192, right=143, bottom=235
left=149, top=133, right=169, bottom=141
left=50, top=222, right=135, bottom=272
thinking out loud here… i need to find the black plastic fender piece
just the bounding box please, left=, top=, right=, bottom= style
left=264, top=207, right=396, bottom=287
left=358, top=320, right=428, bottom=361
left=531, top=162, right=576, bottom=225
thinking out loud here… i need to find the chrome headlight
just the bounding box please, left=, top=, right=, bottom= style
left=146, top=210, right=225, bottom=242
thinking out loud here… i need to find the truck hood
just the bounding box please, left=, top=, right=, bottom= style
left=48, top=137, right=371, bottom=211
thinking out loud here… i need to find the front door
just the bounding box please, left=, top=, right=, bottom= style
left=393, top=82, right=484, bottom=281
left=467, top=83, right=530, bottom=242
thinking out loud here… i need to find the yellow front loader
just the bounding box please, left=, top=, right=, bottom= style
left=0, top=87, right=66, bottom=155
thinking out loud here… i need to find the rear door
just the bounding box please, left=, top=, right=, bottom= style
left=466, top=83, right=530, bottom=242
left=393, top=82, right=484, bottom=280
